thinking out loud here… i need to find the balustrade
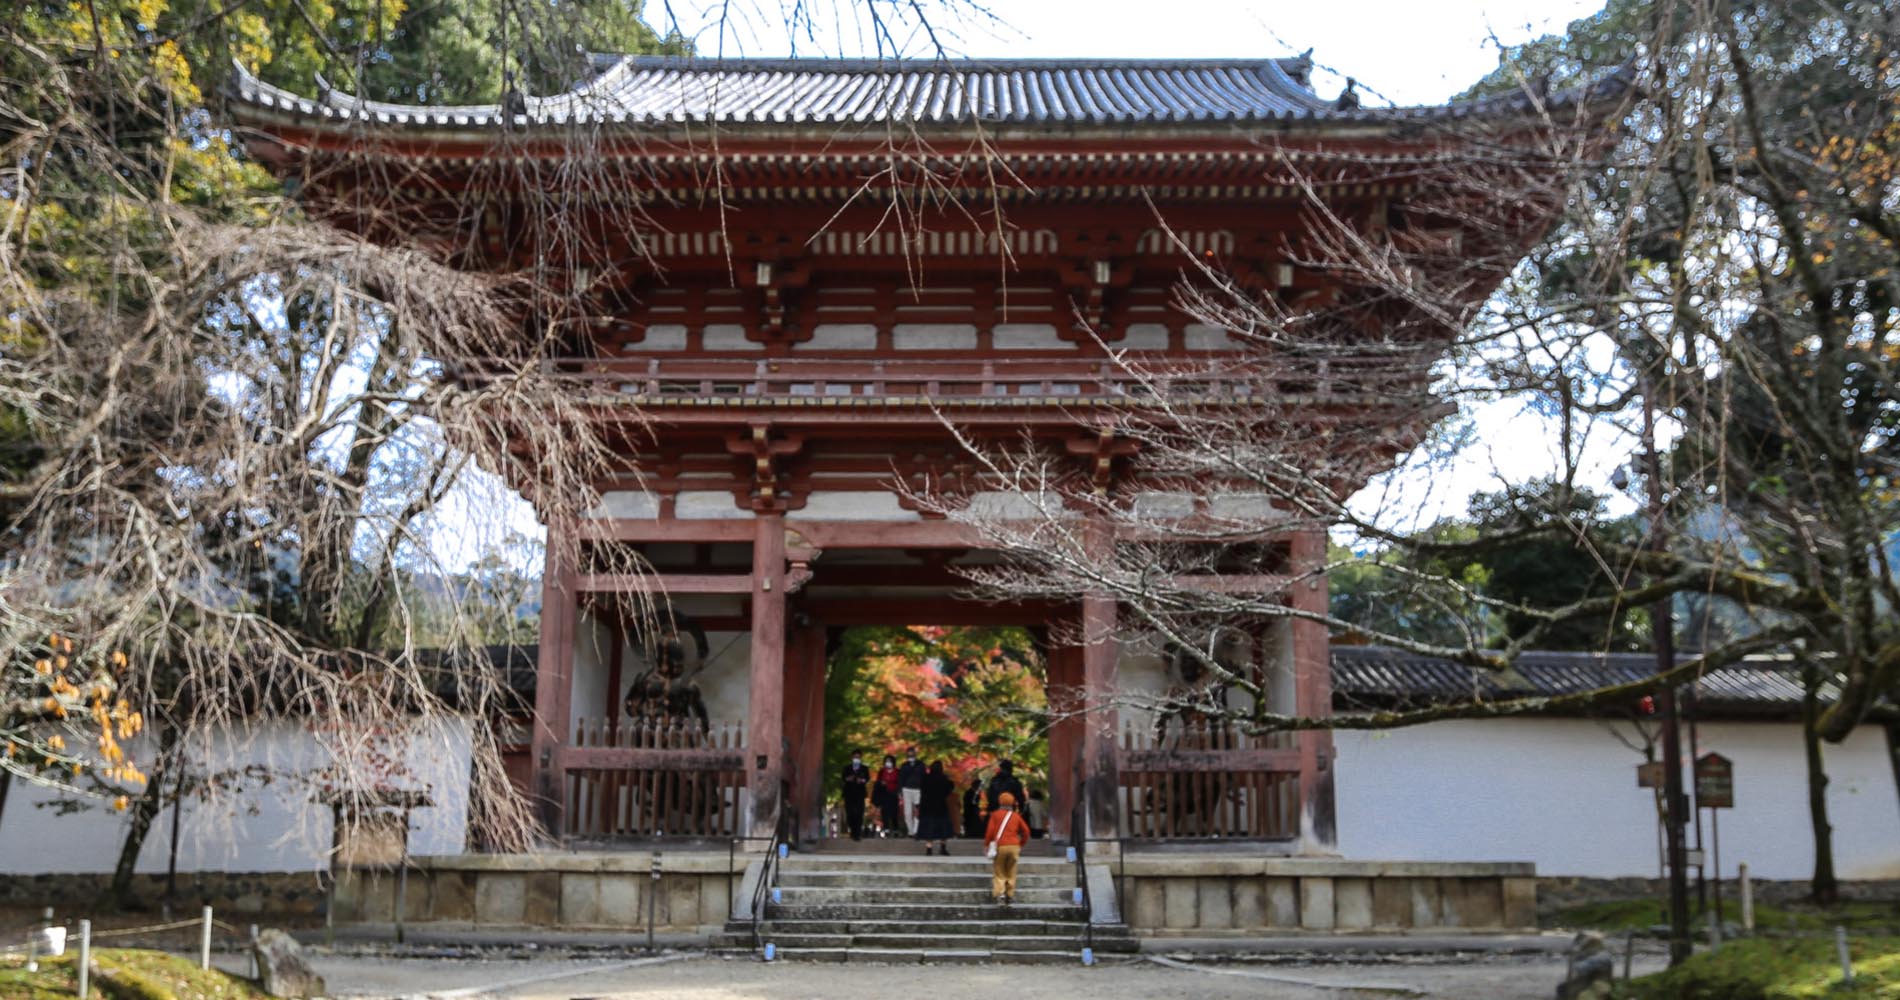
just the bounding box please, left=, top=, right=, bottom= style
left=562, top=715, right=746, bottom=840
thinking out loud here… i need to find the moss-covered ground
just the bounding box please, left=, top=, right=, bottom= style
left=1616, top=935, right=1900, bottom=999
left=0, top=947, right=272, bottom=1000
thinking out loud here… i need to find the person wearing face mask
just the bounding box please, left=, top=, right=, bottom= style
left=897, top=747, right=925, bottom=837
left=873, top=754, right=902, bottom=835
left=840, top=751, right=871, bottom=841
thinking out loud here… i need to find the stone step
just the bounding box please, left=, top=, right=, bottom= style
left=775, top=886, right=1079, bottom=906
left=805, top=838, right=1063, bottom=857
left=767, top=901, right=1087, bottom=922
left=778, top=871, right=1073, bottom=890
left=767, top=946, right=1088, bottom=965
left=728, top=917, right=1127, bottom=938
left=779, top=856, right=1072, bottom=875
left=716, top=929, right=1119, bottom=950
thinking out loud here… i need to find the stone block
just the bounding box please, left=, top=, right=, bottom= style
left=524, top=872, right=560, bottom=925
left=1132, top=878, right=1165, bottom=929
left=699, top=876, right=731, bottom=926
left=474, top=873, right=526, bottom=925
left=1503, top=878, right=1538, bottom=929
left=1232, top=878, right=1267, bottom=930
left=1371, top=877, right=1413, bottom=928
left=432, top=872, right=476, bottom=922
left=1197, top=878, right=1234, bottom=930
left=665, top=875, right=701, bottom=928
left=1266, top=877, right=1299, bottom=928
left=1454, top=878, right=1504, bottom=928
left=1334, top=878, right=1373, bottom=930
left=398, top=872, right=431, bottom=923
left=1163, top=878, right=1198, bottom=929
left=354, top=873, right=396, bottom=922
left=1437, top=878, right=1465, bottom=927
left=331, top=871, right=363, bottom=922
left=1410, top=878, right=1443, bottom=928
left=599, top=875, right=642, bottom=926
left=561, top=874, right=601, bottom=926
left=1299, top=876, right=1335, bottom=931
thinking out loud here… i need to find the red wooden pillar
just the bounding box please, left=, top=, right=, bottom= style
left=1080, top=593, right=1121, bottom=843
left=530, top=523, right=579, bottom=839
left=1046, top=640, right=1081, bottom=842
left=785, top=623, right=829, bottom=843
left=746, top=514, right=788, bottom=838
left=1289, top=527, right=1337, bottom=854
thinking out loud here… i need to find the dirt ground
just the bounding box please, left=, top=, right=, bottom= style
left=286, top=949, right=1672, bottom=999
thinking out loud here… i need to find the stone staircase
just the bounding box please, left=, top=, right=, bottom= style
left=718, top=841, right=1135, bottom=963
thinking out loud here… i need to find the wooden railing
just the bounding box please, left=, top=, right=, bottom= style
left=563, top=716, right=746, bottom=840
left=1115, top=721, right=1300, bottom=840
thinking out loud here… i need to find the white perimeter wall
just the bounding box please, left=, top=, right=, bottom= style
left=1335, top=717, right=1900, bottom=880
left=0, top=717, right=473, bottom=874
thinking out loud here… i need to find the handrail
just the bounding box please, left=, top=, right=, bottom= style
left=747, top=801, right=797, bottom=956
left=1070, top=783, right=1094, bottom=959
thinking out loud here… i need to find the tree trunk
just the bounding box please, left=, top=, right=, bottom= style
left=110, top=721, right=179, bottom=909
left=1801, top=660, right=1838, bottom=906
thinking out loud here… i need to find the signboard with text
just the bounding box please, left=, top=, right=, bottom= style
left=1695, top=752, right=1734, bottom=809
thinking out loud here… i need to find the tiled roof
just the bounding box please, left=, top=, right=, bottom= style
left=1330, top=645, right=1827, bottom=716
left=228, top=54, right=1600, bottom=131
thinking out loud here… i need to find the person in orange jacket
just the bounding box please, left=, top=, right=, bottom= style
left=984, top=790, right=1032, bottom=904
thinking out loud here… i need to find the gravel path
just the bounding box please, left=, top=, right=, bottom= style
left=302, top=950, right=1671, bottom=1000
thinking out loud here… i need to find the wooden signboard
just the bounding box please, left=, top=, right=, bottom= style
left=1695, top=752, right=1734, bottom=809
left=1636, top=761, right=1666, bottom=789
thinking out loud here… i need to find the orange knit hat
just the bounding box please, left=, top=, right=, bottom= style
left=998, top=792, right=1016, bottom=806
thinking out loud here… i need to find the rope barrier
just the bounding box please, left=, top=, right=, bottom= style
left=88, top=918, right=208, bottom=939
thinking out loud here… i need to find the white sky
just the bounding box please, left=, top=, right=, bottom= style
left=430, top=1, right=1629, bottom=568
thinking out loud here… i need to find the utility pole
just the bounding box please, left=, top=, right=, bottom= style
left=1641, top=378, right=1693, bottom=967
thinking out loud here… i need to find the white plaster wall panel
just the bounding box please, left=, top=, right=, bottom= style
left=676, top=490, right=745, bottom=519
left=1207, top=494, right=1284, bottom=521
left=570, top=611, right=613, bottom=735
left=994, top=324, right=1072, bottom=350
left=1116, top=649, right=1171, bottom=737
left=1120, top=324, right=1172, bottom=350
left=696, top=631, right=752, bottom=729
left=1133, top=492, right=1195, bottom=519
left=622, top=324, right=687, bottom=350
left=586, top=490, right=660, bottom=520
left=1334, top=718, right=1900, bottom=880
left=1184, top=323, right=1240, bottom=350
left=702, top=324, right=763, bottom=351
left=786, top=491, right=922, bottom=522
left=966, top=490, right=1070, bottom=520
left=892, top=324, right=979, bottom=350
left=0, top=718, right=472, bottom=874
left=794, top=324, right=878, bottom=351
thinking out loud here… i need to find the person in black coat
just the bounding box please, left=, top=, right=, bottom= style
left=915, top=761, right=957, bottom=855
left=840, top=751, right=871, bottom=840
left=985, top=759, right=1027, bottom=813
left=962, top=772, right=986, bottom=839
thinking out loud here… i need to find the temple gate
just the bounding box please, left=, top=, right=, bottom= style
left=231, top=54, right=1560, bottom=855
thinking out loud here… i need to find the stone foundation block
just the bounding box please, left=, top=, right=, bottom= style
left=1197, top=878, right=1234, bottom=930
left=1299, top=876, right=1335, bottom=931
left=432, top=872, right=476, bottom=922
left=1334, top=878, right=1372, bottom=930
left=523, top=872, right=560, bottom=925
left=475, top=873, right=526, bottom=924
left=1132, top=878, right=1164, bottom=928
left=664, top=875, right=701, bottom=927
left=561, top=874, right=601, bottom=926
left=1163, top=878, right=1198, bottom=929
left=598, top=875, right=642, bottom=926
left=1503, top=877, right=1537, bottom=928
left=1410, top=878, right=1443, bottom=928
left=1232, top=878, right=1267, bottom=929
left=1371, top=876, right=1413, bottom=928
left=1266, top=877, right=1299, bottom=928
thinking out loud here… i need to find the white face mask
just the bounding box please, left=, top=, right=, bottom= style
left=852, top=758, right=862, bottom=765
